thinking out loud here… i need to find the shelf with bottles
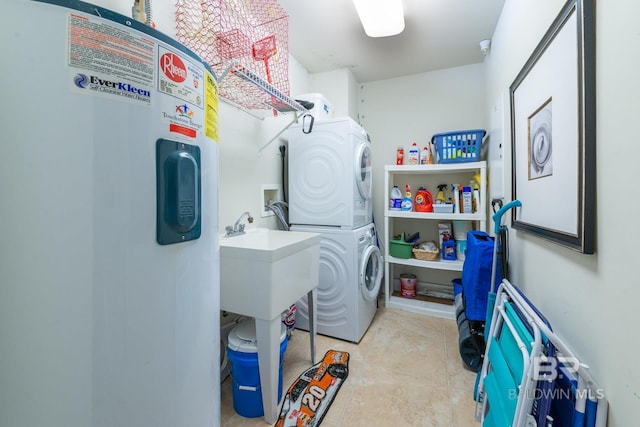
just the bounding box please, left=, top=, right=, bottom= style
left=385, top=162, right=487, bottom=224
left=386, top=218, right=471, bottom=272
left=383, top=161, right=487, bottom=319
left=386, top=210, right=484, bottom=221
left=387, top=255, right=464, bottom=271
left=385, top=162, right=486, bottom=174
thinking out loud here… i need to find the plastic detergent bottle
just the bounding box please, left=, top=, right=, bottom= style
left=408, top=143, right=419, bottom=165
left=462, top=186, right=473, bottom=214
left=472, top=187, right=480, bottom=213
left=441, top=239, right=456, bottom=260
left=401, top=184, right=413, bottom=211
left=389, top=185, right=402, bottom=210
left=413, top=187, right=433, bottom=212
left=396, top=147, right=404, bottom=165
left=420, top=146, right=430, bottom=165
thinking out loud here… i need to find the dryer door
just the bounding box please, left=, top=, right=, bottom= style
left=355, top=143, right=372, bottom=201
left=359, top=244, right=383, bottom=302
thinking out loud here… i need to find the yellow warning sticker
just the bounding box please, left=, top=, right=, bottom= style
left=205, top=72, right=219, bottom=142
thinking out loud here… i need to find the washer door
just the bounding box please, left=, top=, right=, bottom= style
left=355, top=143, right=373, bottom=201
left=359, top=244, right=383, bottom=302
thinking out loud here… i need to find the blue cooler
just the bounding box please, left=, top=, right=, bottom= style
left=227, top=320, right=288, bottom=418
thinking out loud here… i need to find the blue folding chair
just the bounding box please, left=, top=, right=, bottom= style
left=477, top=284, right=543, bottom=427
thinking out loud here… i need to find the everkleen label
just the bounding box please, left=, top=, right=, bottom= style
left=67, top=12, right=154, bottom=105
left=90, top=76, right=150, bottom=96
left=73, top=73, right=152, bottom=103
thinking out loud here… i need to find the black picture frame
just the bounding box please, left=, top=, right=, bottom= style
left=510, top=0, right=596, bottom=254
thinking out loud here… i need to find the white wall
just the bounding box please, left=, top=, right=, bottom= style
left=486, top=1, right=639, bottom=425
left=308, top=68, right=360, bottom=119
left=216, top=56, right=311, bottom=230
left=358, top=63, right=486, bottom=249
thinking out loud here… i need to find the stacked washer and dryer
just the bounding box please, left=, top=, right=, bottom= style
left=288, top=116, right=383, bottom=343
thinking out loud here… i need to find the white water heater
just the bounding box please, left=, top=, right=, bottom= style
left=0, top=1, right=220, bottom=426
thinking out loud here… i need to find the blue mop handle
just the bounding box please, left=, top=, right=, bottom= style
left=492, top=200, right=521, bottom=234
left=489, top=199, right=521, bottom=295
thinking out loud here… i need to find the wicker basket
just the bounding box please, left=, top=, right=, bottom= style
left=412, top=247, right=439, bottom=261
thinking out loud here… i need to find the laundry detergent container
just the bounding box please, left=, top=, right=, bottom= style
left=227, top=320, right=288, bottom=418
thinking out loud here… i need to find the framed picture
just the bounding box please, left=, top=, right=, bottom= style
left=510, top=0, right=596, bottom=254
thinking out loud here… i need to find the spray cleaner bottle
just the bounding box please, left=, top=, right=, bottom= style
left=452, top=184, right=460, bottom=214
left=436, top=184, right=448, bottom=203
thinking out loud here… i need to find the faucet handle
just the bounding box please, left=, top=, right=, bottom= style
left=225, top=225, right=233, bottom=235
left=238, top=223, right=246, bottom=233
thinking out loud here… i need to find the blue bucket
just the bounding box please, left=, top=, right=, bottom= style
left=227, top=321, right=288, bottom=418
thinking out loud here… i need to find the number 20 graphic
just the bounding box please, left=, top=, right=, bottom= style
left=301, top=385, right=326, bottom=411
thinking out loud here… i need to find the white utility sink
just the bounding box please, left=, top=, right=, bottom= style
left=220, top=227, right=320, bottom=320
left=219, top=227, right=320, bottom=424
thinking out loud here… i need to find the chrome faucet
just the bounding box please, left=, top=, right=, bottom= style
left=225, top=211, right=254, bottom=236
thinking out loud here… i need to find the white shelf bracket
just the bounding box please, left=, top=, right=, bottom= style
left=217, top=60, right=313, bottom=151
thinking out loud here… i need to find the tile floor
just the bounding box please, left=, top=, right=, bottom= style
left=220, top=305, right=480, bottom=426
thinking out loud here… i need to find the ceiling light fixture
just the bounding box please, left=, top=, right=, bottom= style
left=353, top=0, right=405, bottom=38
